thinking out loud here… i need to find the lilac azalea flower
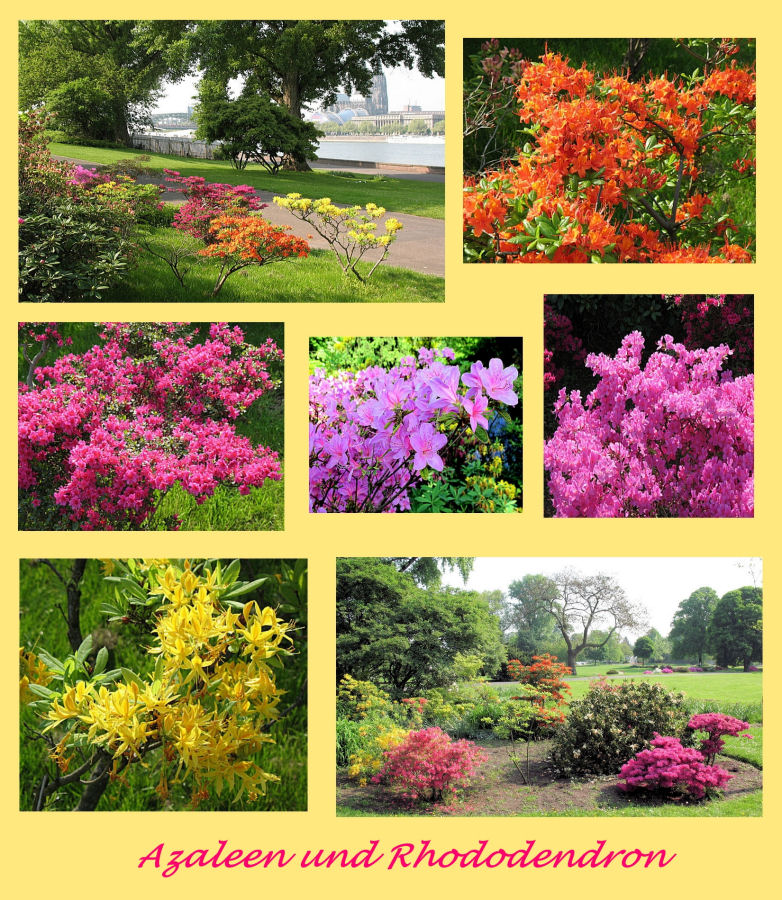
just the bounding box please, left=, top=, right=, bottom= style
left=479, top=358, right=518, bottom=405
left=409, top=422, right=447, bottom=471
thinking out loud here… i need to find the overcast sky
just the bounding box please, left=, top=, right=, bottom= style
left=154, top=65, right=445, bottom=114
left=440, top=557, right=762, bottom=637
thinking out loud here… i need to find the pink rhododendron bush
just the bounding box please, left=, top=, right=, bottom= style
left=544, top=332, right=754, bottom=517
left=371, top=727, right=487, bottom=801
left=618, top=714, right=752, bottom=799
left=19, top=322, right=283, bottom=530
left=309, top=346, right=520, bottom=512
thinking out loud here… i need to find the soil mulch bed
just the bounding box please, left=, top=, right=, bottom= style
left=337, top=736, right=762, bottom=816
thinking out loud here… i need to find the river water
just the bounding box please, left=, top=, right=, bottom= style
left=316, top=138, right=444, bottom=167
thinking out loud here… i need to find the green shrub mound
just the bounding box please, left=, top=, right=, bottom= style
left=550, top=680, right=691, bottom=777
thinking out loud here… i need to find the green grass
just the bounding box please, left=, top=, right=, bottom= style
left=50, top=143, right=444, bottom=219
left=105, top=226, right=443, bottom=303
left=563, top=672, right=762, bottom=711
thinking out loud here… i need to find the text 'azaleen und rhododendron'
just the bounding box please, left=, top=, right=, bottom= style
left=19, top=323, right=283, bottom=530
left=309, top=347, right=518, bottom=512
left=544, top=332, right=753, bottom=517
left=463, top=51, right=755, bottom=263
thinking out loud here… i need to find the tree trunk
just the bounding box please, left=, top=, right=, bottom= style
left=566, top=649, right=577, bottom=672
left=281, top=77, right=311, bottom=171
left=112, top=99, right=131, bottom=146
left=66, top=560, right=87, bottom=653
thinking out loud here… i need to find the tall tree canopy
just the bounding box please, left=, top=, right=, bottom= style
left=669, top=586, right=719, bottom=665
left=504, top=575, right=559, bottom=661
left=708, top=587, right=762, bottom=670
left=19, top=19, right=191, bottom=144
left=533, top=568, right=646, bottom=671
left=336, top=558, right=505, bottom=696
left=190, top=20, right=444, bottom=167
left=382, top=557, right=474, bottom=587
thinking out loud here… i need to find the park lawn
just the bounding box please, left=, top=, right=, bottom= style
left=106, top=226, right=444, bottom=303
left=50, top=142, right=445, bottom=219
left=565, top=672, right=762, bottom=708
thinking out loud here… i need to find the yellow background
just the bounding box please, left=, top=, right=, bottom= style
left=5, top=2, right=778, bottom=895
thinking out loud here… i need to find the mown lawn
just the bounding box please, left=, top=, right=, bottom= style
left=106, top=226, right=443, bottom=303
left=50, top=142, right=445, bottom=219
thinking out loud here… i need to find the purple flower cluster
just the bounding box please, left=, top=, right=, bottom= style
left=544, top=332, right=754, bottom=517
left=19, top=323, right=283, bottom=530
left=618, top=734, right=733, bottom=799
left=309, top=347, right=518, bottom=512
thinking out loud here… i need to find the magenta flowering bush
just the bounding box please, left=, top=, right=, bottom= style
left=19, top=323, right=283, bottom=531
left=371, top=727, right=487, bottom=801
left=309, top=347, right=519, bottom=512
left=164, top=169, right=266, bottom=242
left=544, top=332, right=754, bottom=517
left=688, top=713, right=751, bottom=764
left=617, top=733, right=733, bottom=799
left=672, top=294, right=753, bottom=376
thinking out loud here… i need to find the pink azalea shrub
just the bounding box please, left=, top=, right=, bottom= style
left=164, top=169, right=266, bottom=242
left=19, top=322, right=283, bottom=530
left=544, top=332, right=754, bottom=517
left=618, top=733, right=733, bottom=799
left=661, top=667, right=674, bottom=674
left=371, top=727, right=487, bottom=801
left=309, top=347, right=518, bottom=512
left=688, top=713, right=751, bottom=764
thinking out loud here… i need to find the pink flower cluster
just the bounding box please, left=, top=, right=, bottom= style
left=544, top=332, right=754, bottom=517
left=19, top=323, right=283, bottom=530
left=618, top=733, right=733, bottom=799
left=68, top=165, right=110, bottom=187
left=309, top=347, right=518, bottom=512
left=164, top=169, right=266, bottom=241
left=371, top=727, right=487, bottom=801
left=688, top=713, right=751, bottom=764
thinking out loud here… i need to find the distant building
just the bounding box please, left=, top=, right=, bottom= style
left=325, top=72, right=389, bottom=116
left=401, top=104, right=422, bottom=112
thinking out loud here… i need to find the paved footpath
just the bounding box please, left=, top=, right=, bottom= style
left=56, top=156, right=445, bottom=277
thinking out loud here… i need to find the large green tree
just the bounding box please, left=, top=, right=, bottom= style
left=504, top=574, right=559, bottom=661
left=190, top=20, right=444, bottom=168
left=336, top=558, right=505, bottom=696
left=633, top=635, right=656, bottom=665
left=19, top=20, right=191, bottom=144
left=669, top=586, right=719, bottom=665
left=382, top=557, right=474, bottom=588
left=708, top=587, right=762, bottom=671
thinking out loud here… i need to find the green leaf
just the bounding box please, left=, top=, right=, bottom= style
left=75, top=635, right=93, bottom=666
left=121, top=668, right=145, bottom=689
left=93, top=646, right=108, bottom=677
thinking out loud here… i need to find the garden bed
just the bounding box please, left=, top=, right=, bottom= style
left=337, top=735, right=762, bottom=817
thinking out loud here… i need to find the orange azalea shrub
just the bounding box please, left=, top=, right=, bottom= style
left=200, top=215, right=310, bottom=295
left=463, top=50, right=755, bottom=263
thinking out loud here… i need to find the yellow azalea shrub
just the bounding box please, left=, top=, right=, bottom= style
left=22, top=559, right=296, bottom=807
left=273, top=193, right=403, bottom=282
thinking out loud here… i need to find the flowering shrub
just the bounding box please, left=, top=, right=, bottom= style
left=19, top=323, right=283, bottom=530
left=21, top=559, right=295, bottom=809
left=464, top=50, right=755, bottom=263
left=688, top=713, right=751, bottom=764
left=371, top=727, right=487, bottom=801
left=164, top=169, right=265, bottom=241
left=274, top=194, right=403, bottom=281
left=19, top=109, right=166, bottom=302
left=507, top=654, right=571, bottom=730
left=617, top=734, right=732, bottom=799
left=544, top=332, right=754, bottom=517
left=544, top=301, right=586, bottom=391
left=200, top=215, right=310, bottom=295
left=550, top=679, right=691, bottom=776
left=309, top=347, right=519, bottom=512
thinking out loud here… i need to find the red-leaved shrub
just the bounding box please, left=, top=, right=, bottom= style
left=371, top=727, right=487, bottom=801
